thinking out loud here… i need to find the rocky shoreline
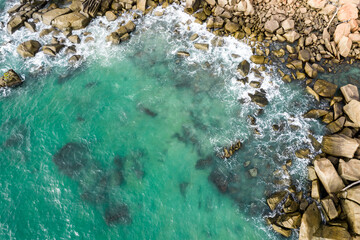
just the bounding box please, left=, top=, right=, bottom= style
left=1, top=0, right=360, bottom=238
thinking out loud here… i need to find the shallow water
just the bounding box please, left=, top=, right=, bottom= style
left=0, top=3, right=326, bottom=239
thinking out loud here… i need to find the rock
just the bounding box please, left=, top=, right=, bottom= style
left=189, top=33, right=198, bottom=41
left=176, top=51, right=190, bottom=57
left=320, top=4, right=336, bottom=15
left=340, top=185, right=360, bottom=205
left=312, top=225, right=351, bottom=240
left=283, top=31, right=300, bottom=43
left=304, top=62, right=317, bottom=78
left=104, top=204, right=131, bottom=225
left=281, top=18, right=294, bottom=32
left=120, top=33, right=130, bottom=42
left=322, top=134, right=359, bottom=158
left=343, top=100, right=360, bottom=126
left=194, top=43, right=209, bottom=51
left=270, top=224, right=292, bottom=237
left=338, top=159, right=360, bottom=181
left=52, top=12, right=90, bottom=30
left=39, top=28, right=52, bottom=37
left=314, top=158, right=345, bottom=194
left=84, top=36, right=94, bottom=42
left=237, top=60, right=250, bottom=77
left=267, top=191, right=287, bottom=211
left=42, top=8, right=72, bottom=25
left=306, top=86, right=320, bottom=101
left=298, top=49, right=311, bottom=62
left=349, top=33, right=360, bottom=42
left=249, top=168, right=257, bottom=177
left=313, top=79, right=337, bottom=98
left=299, top=202, right=321, bottom=240
left=24, top=21, right=36, bottom=32
left=248, top=90, right=268, bottom=107
left=338, top=36, right=352, bottom=58
left=276, top=212, right=302, bottom=229
left=124, top=21, right=136, bottom=33
left=303, top=109, right=329, bottom=118
left=327, top=116, right=345, bottom=133
left=0, top=69, right=22, bottom=88
left=105, top=11, right=117, bottom=21
left=42, top=44, right=65, bottom=56
left=106, top=32, right=120, bottom=44
left=283, top=194, right=299, bottom=213
left=337, top=3, right=358, bottom=22
left=68, top=35, right=80, bottom=44
left=264, top=19, right=279, bottom=33
left=295, top=149, right=310, bottom=158
left=250, top=55, right=265, bottom=64
left=208, top=169, right=228, bottom=193
left=137, top=0, right=147, bottom=11
left=341, top=199, right=360, bottom=235
left=307, top=0, right=327, bottom=9
left=334, top=23, right=351, bottom=44
left=7, top=14, right=24, bottom=34
left=224, top=21, right=240, bottom=33
left=16, top=40, right=41, bottom=58
left=321, top=197, right=339, bottom=220
left=312, top=180, right=321, bottom=199
left=68, top=54, right=82, bottom=63
left=340, top=84, right=359, bottom=103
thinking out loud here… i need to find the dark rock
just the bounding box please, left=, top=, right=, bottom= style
left=209, top=169, right=228, bottom=193
left=237, top=60, right=250, bottom=77
left=104, top=204, right=131, bottom=225
left=195, top=156, right=213, bottom=169
left=248, top=90, right=268, bottom=107
left=179, top=182, right=189, bottom=197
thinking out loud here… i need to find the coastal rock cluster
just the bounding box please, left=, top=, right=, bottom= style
left=267, top=82, right=360, bottom=239
left=0, top=69, right=22, bottom=88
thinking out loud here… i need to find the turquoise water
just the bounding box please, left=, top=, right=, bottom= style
left=0, top=3, right=325, bottom=239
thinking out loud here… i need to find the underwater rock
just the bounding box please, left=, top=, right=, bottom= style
left=138, top=104, right=157, bottom=117
left=53, top=142, right=89, bottom=177
left=104, top=204, right=131, bottom=225
left=195, top=156, right=213, bottom=169
left=0, top=69, right=22, bottom=88
left=208, top=169, right=228, bottom=193
left=179, top=182, right=189, bottom=197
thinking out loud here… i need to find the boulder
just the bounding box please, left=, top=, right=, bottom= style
left=298, top=49, right=311, bottom=62
left=52, top=12, right=90, bottom=30
left=304, top=62, right=317, bottom=78
left=16, top=40, right=41, bottom=58
left=250, top=55, right=265, bottom=64
left=68, top=54, right=82, bottom=63
left=333, top=103, right=343, bottom=120
left=68, top=35, right=80, bottom=44
left=271, top=224, right=292, bottom=237
left=137, top=0, right=147, bottom=11
left=299, top=202, right=322, bottom=240
left=326, top=116, right=345, bottom=133
left=338, top=36, right=352, bottom=58
left=321, top=197, right=339, bottom=220
left=124, top=21, right=136, bottom=32
left=313, top=79, right=337, bottom=98
left=7, top=14, right=24, bottom=34
left=283, top=31, right=300, bottom=43
left=341, top=199, right=360, bottom=235
left=334, top=23, right=351, bottom=44
left=106, top=32, right=120, bottom=44
left=176, top=51, right=190, bottom=57
left=314, top=158, right=345, bottom=194
left=303, top=109, right=329, bottom=118
left=349, top=33, right=360, bottom=42
left=194, top=43, right=209, bottom=51
left=105, top=11, right=117, bottom=21
left=312, top=225, right=351, bottom=240
left=337, top=3, right=358, bottom=22
left=307, top=0, right=327, bottom=9
left=281, top=18, right=294, bottom=32
left=340, top=84, right=359, bottom=103
left=248, top=90, right=268, bottom=107
left=224, top=21, right=240, bottom=33
left=340, top=185, right=360, bottom=205
left=276, top=212, right=302, bottom=229
left=42, top=8, right=72, bottom=25
left=264, top=19, right=279, bottom=33
left=0, top=69, right=22, bottom=88
left=343, top=100, right=360, bottom=126
left=24, top=21, right=36, bottom=32
left=312, top=180, right=321, bottom=199
left=338, top=159, right=360, bottom=181
left=237, top=60, right=250, bottom=77
left=322, top=134, right=359, bottom=158
left=267, top=191, right=287, bottom=211
left=42, top=44, right=65, bottom=56
left=306, top=86, right=320, bottom=101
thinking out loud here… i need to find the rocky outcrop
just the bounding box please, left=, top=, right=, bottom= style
left=42, top=8, right=71, bottom=25
left=16, top=40, right=41, bottom=58
left=0, top=69, right=22, bottom=88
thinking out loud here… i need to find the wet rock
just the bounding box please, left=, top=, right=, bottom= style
left=270, top=223, right=292, bottom=237
left=7, top=14, right=24, bottom=34
left=309, top=134, right=322, bottom=151
left=338, top=159, right=360, bottom=181
left=312, top=225, right=351, bottom=240
left=189, top=33, right=198, bottom=41
left=105, top=11, right=117, bottom=21
left=313, top=79, right=337, bottom=98
left=195, top=156, right=213, bottom=169
left=267, top=191, right=287, bottom=211
left=104, top=204, right=131, bottom=225
left=333, top=103, right=343, bottom=120
left=68, top=35, right=80, bottom=44
left=322, top=134, right=359, bottom=158
left=311, top=180, right=321, bottom=199
left=343, top=100, right=360, bottom=126
left=39, top=28, right=52, bottom=37
left=248, top=168, right=257, bottom=177
left=250, top=55, right=265, bottom=64
left=68, top=55, right=82, bottom=63
left=24, top=21, right=36, bottom=32
left=194, top=43, right=209, bottom=51
left=306, top=86, right=320, bottom=101
left=208, top=169, right=228, bottom=193
left=43, top=44, right=65, bottom=56
left=0, top=69, right=22, bottom=88
left=264, top=19, right=279, bottom=33
left=340, top=84, right=359, bottom=103
left=176, top=51, right=190, bottom=57
left=341, top=199, right=360, bottom=235
left=326, top=116, right=345, bottom=133
left=106, top=32, right=120, bottom=44
left=42, top=8, right=71, bottom=25
left=295, top=149, right=310, bottom=159
left=224, top=21, right=240, bottom=33
left=53, top=142, right=89, bottom=177
left=303, top=109, right=329, bottom=119
left=314, top=158, right=345, bottom=194
left=52, top=12, right=90, bottom=30
left=299, top=202, right=321, bottom=240
left=124, top=21, right=136, bottom=33
left=283, top=194, right=300, bottom=213
left=85, top=36, right=94, bottom=43
left=321, top=197, right=339, bottom=220
left=276, top=212, right=302, bottom=229
left=237, top=60, right=250, bottom=77
left=248, top=90, right=268, bottom=107
left=16, top=40, right=41, bottom=58
left=304, top=62, right=317, bottom=78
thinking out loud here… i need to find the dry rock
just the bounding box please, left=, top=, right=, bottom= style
left=299, top=202, right=321, bottom=240
left=343, top=100, right=360, bottom=126
left=338, top=159, right=360, bottom=181
left=313, top=79, right=337, bottom=98
left=314, top=158, right=345, bottom=194
left=322, top=134, right=359, bottom=158
left=341, top=84, right=359, bottom=103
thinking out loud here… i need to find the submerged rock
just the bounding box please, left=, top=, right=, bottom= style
left=0, top=69, right=22, bottom=88
left=104, top=204, right=131, bottom=225
left=208, top=169, right=228, bottom=193
left=195, top=156, right=213, bottom=169
left=179, top=182, right=189, bottom=197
